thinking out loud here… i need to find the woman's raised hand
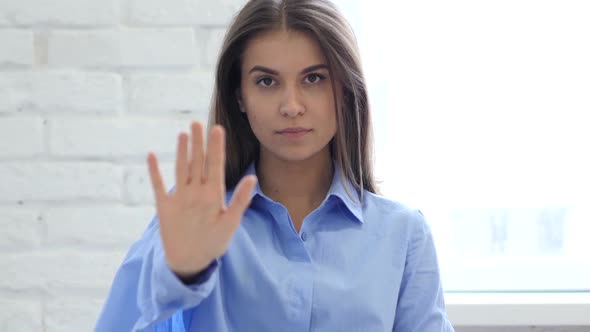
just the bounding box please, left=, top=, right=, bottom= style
left=147, top=121, right=257, bottom=279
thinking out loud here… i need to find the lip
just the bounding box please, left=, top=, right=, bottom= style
left=277, top=127, right=312, bottom=134
left=277, top=127, right=312, bottom=138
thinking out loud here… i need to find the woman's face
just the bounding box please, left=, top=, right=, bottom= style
left=239, top=29, right=338, bottom=164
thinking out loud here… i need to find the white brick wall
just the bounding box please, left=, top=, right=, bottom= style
left=0, top=0, right=119, bottom=27
left=0, top=30, right=34, bottom=65
left=48, top=29, right=198, bottom=68
left=0, top=1, right=245, bottom=331
left=0, top=299, right=43, bottom=331
left=0, top=71, right=123, bottom=113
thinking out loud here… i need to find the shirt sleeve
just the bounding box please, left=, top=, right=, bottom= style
left=94, top=213, right=220, bottom=332
left=392, top=209, right=455, bottom=332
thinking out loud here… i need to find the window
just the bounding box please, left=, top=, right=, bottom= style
left=333, top=0, right=590, bottom=293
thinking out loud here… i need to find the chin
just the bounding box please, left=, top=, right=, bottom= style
left=269, top=146, right=330, bottom=163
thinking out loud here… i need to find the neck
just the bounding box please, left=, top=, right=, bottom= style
left=257, top=149, right=333, bottom=211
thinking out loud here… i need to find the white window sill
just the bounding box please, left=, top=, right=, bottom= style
left=445, top=292, right=590, bottom=326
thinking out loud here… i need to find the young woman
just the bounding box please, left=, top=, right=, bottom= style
left=95, top=0, right=454, bottom=331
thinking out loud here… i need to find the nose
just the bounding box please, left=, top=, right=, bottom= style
left=279, top=84, right=306, bottom=117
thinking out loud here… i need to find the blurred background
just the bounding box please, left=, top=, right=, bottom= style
left=0, top=0, right=588, bottom=331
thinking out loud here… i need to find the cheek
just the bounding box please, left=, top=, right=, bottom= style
left=244, top=98, right=280, bottom=130
left=245, top=111, right=269, bottom=141
left=246, top=112, right=261, bottom=130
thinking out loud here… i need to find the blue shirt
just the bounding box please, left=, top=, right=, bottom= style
left=95, top=162, right=454, bottom=331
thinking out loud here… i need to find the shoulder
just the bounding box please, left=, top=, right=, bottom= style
left=361, top=191, right=430, bottom=237
left=362, top=191, right=423, bottom=220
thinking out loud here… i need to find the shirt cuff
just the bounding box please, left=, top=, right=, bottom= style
left=153, top=248, right=221, bottom=308
left=175, top=259, right=220, bottom=287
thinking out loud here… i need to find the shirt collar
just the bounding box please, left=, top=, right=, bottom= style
left=243, top=161, right=364, bottom=224
left=327, top=164, right=365, bottom=223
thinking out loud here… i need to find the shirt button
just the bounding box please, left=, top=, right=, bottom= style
left=301, top=232, right=307, bottom=241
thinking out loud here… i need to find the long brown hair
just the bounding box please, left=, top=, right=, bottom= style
left=208, top=0, right=379, bottom=200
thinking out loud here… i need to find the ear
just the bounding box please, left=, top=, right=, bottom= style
left=235, top=89, right=245, bottom=113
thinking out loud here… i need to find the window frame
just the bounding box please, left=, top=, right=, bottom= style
left=445, top=292, right=590, bottom=326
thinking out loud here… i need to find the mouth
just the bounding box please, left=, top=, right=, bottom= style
left=276, top=127, right=312, bottom=138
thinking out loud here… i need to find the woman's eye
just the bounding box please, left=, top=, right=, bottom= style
left=305, top=73, right=325, bottom=84
left=256, top=77, right=275, bottom=87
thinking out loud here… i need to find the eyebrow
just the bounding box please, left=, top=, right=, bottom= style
left=248, top=64, right=329, bottom=75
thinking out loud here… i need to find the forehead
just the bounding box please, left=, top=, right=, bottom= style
left=241, top=29, right=327, bottom=71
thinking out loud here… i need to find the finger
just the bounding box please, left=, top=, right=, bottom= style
left=222, top=175, right=257, bottom=232
left=175, top=132, right=189, bottom=190
left=189, top=121, right=204, bottom=184
left=205, top=125, right=226, bottom=191
left=147, top=152, right=167, bottom=204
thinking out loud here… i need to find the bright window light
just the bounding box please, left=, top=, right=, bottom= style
left=335, top=0, right=590, bottom=292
